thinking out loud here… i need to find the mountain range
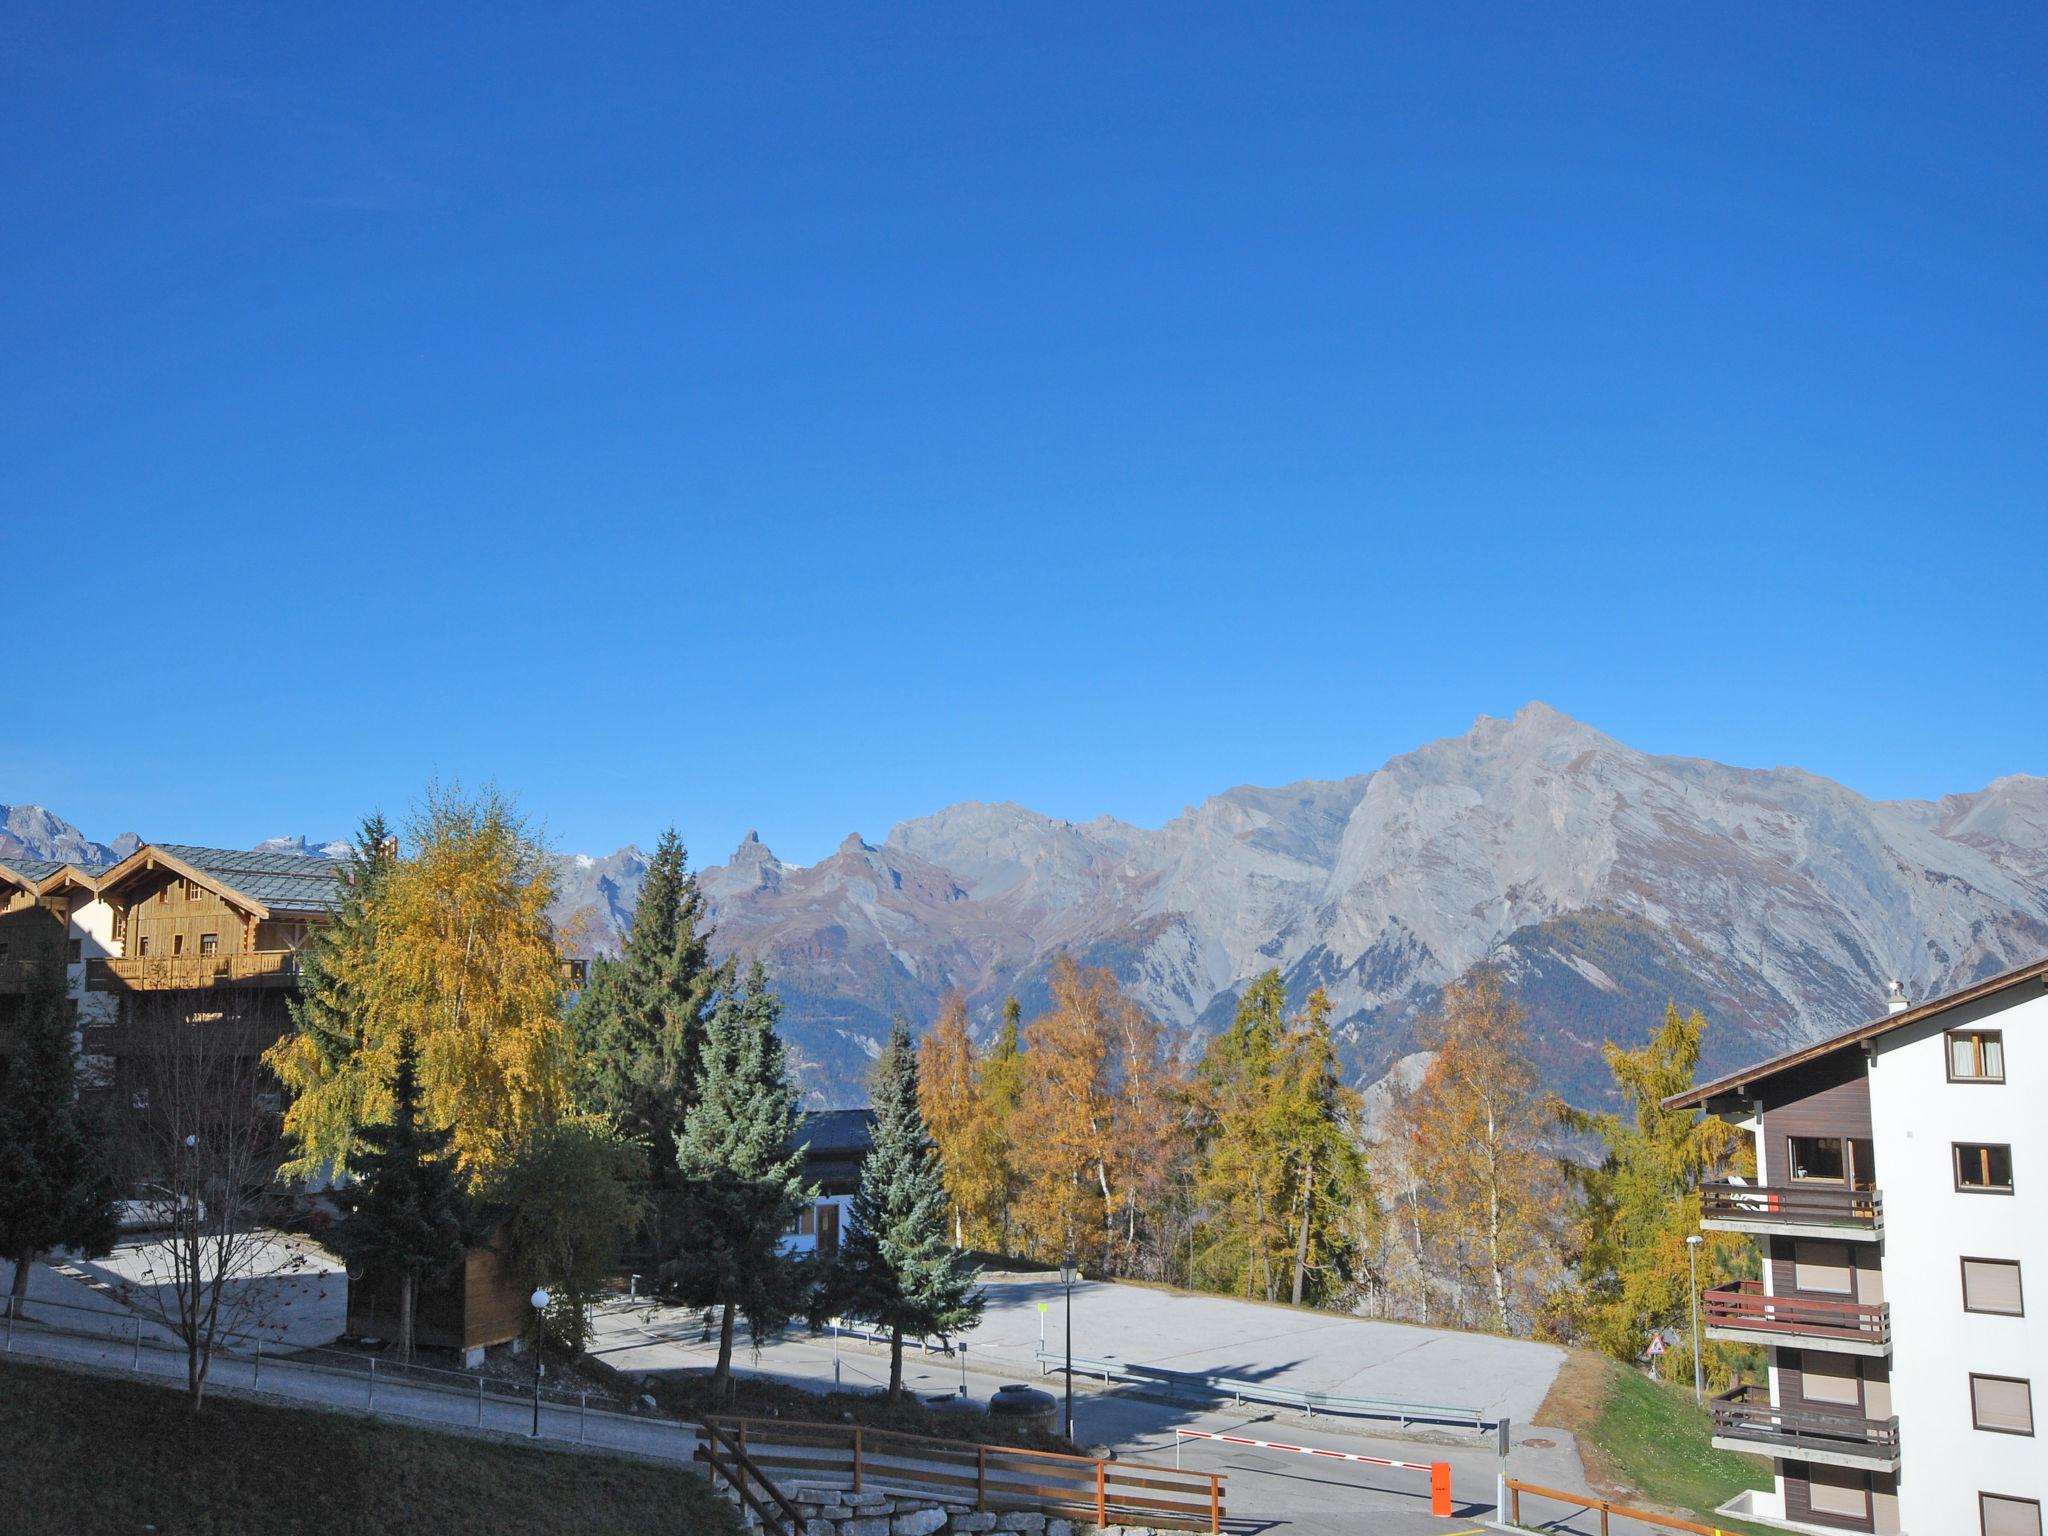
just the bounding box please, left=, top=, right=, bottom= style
left=10, top=703, right=2047, bottom=1108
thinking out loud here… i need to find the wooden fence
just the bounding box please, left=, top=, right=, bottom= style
left=703, top=1415, right=1226, bottom=1533
left=1505, top=1477, right=1747, bottom=1535
left=697, top=1417, right=811, bottom=1536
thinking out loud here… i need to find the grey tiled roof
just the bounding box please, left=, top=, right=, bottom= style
left=0, top=858, right=71, bottom=883
left=792, top=1109, right=876, bottom=1157
left=155, top=843, right=351, bottom=914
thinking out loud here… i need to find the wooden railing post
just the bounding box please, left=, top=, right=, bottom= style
left=1511, top=1482, right=1521, bottom=1522
left=1209, top=1473, right=1220, bottom=1534
left=1600, top=1499, right=1610, bottom=1535
left=852, top=1426, right=863, bottom=1494
left=976, top=1445, right=987, bottom=1511
left=1095, top=1459, right=1106, bottom=1526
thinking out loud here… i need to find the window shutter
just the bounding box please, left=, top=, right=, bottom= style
left=1971, top=1375, right=2035, bottom=1434
left=1795, top=1241, right=1855, bottom=1296
left=1964, top=1259, right=2024, bottom=1316
left=1982, top=1493, right=2043, bottom=1536
left=1806, top=1467, right=1868, bottom=1518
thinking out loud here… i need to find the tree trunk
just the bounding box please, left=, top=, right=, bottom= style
left=1405, top=1183, right=1429, bottom=1323
left=399, top=1272, right=417, bottom=1365
left=1485, top=1098, right=1509, bottom=1333
left=8, top=1250, right=31, bottom=1320
left=714, top=1300, right=737, bottom=1396
left=1291, top=1158, right=1315, bottom=1307
left=889, top=1324, right=905, bottom=1399
left=1252, top=1178, right=1274, bottom=1302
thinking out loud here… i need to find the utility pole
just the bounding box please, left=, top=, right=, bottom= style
left=1685, top=1234, right=1704, bottom=1405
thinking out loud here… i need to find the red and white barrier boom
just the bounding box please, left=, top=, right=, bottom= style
left=1173, top=1428, right=1454, bottom=1517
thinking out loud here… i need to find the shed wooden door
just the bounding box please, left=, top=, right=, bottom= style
left=817, top=1202, right=841, bottom=1257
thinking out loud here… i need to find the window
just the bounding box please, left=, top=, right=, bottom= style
left=185, top=881, right=200, bottom=901
left=1963, top=1258, right=2025, bottom=1316
left=1957, top=1143, right=2016, bottom=1193
left=1795, top=1242, right=1855, bottom=1296
left=1789, top=1135, right=1847, bottom=1182
left=255, top=1091, right=282, bottom=1115
left=1983, top=1493, right=2043, bottom=1536
left=1950, top=1030, right=2007, bottom=1083
left=137, top=937, right=151, bottom=957
left=199, top=933, right=218, bottom=956
left=1806, top=1465, right=1870, bottom=1520
left=130, top=1088, right=149, bottom=1111
left=1800, top=1354, right=1862, bottom=1408
left=172, top=934, right=185, bottom=957
left=66, top=938, right=81, bottom=963
left=1972, top=1374, right=2034, bottom=1435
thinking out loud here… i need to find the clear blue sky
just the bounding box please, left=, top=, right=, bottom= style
left=5, top=5, right=2044, bottom=864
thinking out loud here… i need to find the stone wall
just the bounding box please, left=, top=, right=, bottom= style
left=784, top=1484, right=1078, bottom=1536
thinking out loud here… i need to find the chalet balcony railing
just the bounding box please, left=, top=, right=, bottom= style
left=87, top=952, right=302, bottom=992
left=1700, top=1181, right=1883, bottom=1236
left=1711, top=1384, right=1900, bottom=1467
left=1702, top=1280, right=1890, bottom=1350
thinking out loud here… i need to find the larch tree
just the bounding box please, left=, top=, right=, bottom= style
left=1273, top=988, right=1370, bottom=1308
left=1191, top=972, right=1293, bottom=1298
left=332, top=1033, right=470, bottom=1364
left=1405, top=969, right=1563, bottom=1333
left=976, top=999, right=1027, bottom=1252
left=823, top=1019, right=984, bottom=1397
left=0, top=951, right=118, bottom=1320
left=268, top=785, right=573, bottom=1190
left=1016, top=960, right=1180, bottom=1275
left=917, top=994, right=979, bottom=1246
left=1557, top=1002, right=1753, bottom=1379
left=664, top=962, right=812, bottom=1397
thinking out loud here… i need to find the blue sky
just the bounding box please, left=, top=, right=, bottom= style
left=5, top=5, right=2044, bottom=865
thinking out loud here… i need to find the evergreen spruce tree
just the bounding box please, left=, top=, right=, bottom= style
left=825, top=1019, right=985, bottom=1398
left=335, top=1033, right=470, bottom=1363
left=269, top=814, right=395, bottom=1182
left=663, top=962, right=811, bottom=1397
left=571, top=830, right=729, bottom=1254
left=0, top=950, right=118, bottom=1319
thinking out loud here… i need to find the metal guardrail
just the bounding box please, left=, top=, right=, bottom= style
left=2, top=1290, right=677, bottom=1454
left=1034, top=1349, right=1491, bottom=1430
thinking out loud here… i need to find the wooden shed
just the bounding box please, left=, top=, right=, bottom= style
left=346, top=1209, right=533, bottom=1367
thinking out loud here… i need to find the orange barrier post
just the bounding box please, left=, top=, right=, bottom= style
left=1430, top=1462, right=1452, bottom=1517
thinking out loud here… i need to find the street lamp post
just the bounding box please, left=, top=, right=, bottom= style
left=1685, top=1235, right=1704, bottom=1405
left=1060, top=1256, right=1077, bottom=1442
left=529, top=1287, right=552, bottom=1437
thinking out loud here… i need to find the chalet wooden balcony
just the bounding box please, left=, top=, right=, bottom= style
left=1702, top=1280, right=1890, bottom=1357
left=1700, top=1181, right=1883, bottom=1242
left=87, top=952, right=302, bottom=992
left=1710, top=1385, right=1900, bottom=1472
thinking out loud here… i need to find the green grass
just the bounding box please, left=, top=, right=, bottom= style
left=1586, top=1359, right=1776, bottom=1534
left=0, top=1356, right=740, bottom=1536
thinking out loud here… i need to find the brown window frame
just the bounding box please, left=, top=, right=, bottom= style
left=1970, top=1373, right=2035, bottom=1437
left=1981, top=1491, right=2043, bottom=1536
left=1956, top=1143, right=2016, bottom=1195
left=1962, top=1257, right=2026, bottom=1317
left=1948, top=1029, right=2007, bottom=1084
left=199, top=933, right=219, bottom=956
left=1788, top=1134, right=1849, bottom=1183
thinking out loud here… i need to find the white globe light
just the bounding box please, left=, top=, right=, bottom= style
left=531, top=1287, right=551, bottom=1310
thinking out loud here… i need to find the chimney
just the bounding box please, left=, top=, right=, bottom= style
left=1886, top=979, right=1910, bottom=1015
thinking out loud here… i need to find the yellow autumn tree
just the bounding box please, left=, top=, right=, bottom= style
left=1015, top=959, right=1182, bottom=1274
left=267, top=784, right=572, bottom=1188
left=918, top=994, right=979, bottom=1246
left=1404, top=968, right=1564, bottom=1333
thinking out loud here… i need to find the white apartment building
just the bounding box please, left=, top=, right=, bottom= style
left=1670, top=957, right=2047, bottom=1536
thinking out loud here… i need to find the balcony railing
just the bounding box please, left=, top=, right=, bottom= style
left=1700, top=1181, right=1883, bottom=1238
left=1702, top=1280, right=1890, bottom=1353
left=87, top=952, right=303, bottom=992
left=1710, top=1384, right=1900, bottom=1469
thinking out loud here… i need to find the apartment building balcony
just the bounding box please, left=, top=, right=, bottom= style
left=86, top=952, right=302, bottom=992
left=1702, top=1280, right=1890, bottom=1357
left=1710, top=1385, right=1900, bottom=1472
left=1700, top=1181, right=1883, bottom=1241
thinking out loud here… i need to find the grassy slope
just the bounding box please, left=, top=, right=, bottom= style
left=1537, top=1349, right=1777, bottom=1535
left=0, top=1357, right=739, bottom=1536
